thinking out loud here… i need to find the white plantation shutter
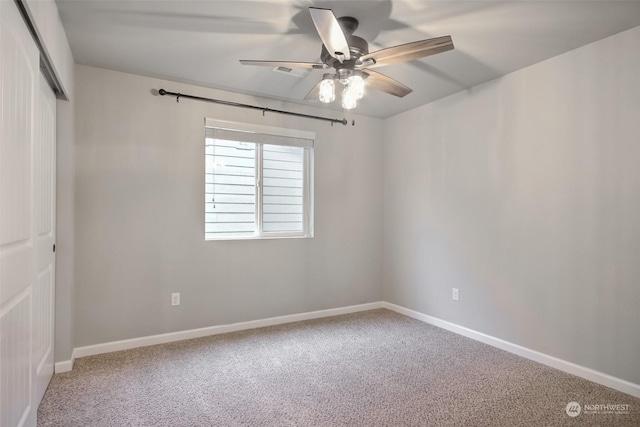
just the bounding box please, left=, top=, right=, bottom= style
left=206, top=128, right=313, bottom=148
left=205, top=121, right=314, bottom=240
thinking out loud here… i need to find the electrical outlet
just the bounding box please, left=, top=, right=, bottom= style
left=452, top=288, right=459, bottom=301
left=171, top=292, right=180, bottom=306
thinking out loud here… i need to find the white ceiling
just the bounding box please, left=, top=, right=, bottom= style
left=56, top=1, right=640, bottom=119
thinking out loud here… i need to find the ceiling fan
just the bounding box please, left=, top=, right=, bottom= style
left=240, top=7, right=454, bottom=110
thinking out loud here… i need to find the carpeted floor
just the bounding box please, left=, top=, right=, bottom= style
left=38, top=309, right=639, bottom=426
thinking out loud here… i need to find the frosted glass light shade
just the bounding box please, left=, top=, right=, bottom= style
left=347, top=74, right=364, bottom=100
left=342, top=86, right=357, bottom=110
left=319, top=78, right=335, bottom=103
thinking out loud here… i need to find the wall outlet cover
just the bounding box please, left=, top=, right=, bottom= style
left=171, top=293, right=180, bottom=306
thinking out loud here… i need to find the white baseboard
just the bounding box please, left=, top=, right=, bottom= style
left=58, top=300, right=639, bottom=399
left=381, top=302, right=640, bottom=399
left=72, top=302, right=385, bottom=359
left=54, top=359, right=74, bottom=373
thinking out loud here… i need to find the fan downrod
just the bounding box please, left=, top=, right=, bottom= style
left=338, top=16, right=359, bottom=35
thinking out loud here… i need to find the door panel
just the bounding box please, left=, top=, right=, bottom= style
left=0, top=292, right=32, bottom=427
left=0, top=1, right=50, bottom=426
left=33, top=72, right=56, bottom=406
left=0, top=7, right=33, bottom=247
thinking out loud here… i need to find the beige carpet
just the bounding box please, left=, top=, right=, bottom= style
left=38, top=309, right=639, bottom=426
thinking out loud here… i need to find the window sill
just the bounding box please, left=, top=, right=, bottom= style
left=205, top=234, right=314, bottom=242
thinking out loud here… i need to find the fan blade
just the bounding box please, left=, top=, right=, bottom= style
left=363, top=70, right=412, bottom=98
left=309, top=7, right=351, bottom=61
left=304, top=80, right=322, bottom=101
left=359, top=36, right=453, bottom=68
left=240, top=60, right=327, bottom=70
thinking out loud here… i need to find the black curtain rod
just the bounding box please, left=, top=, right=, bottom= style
left=158, top=89, right=348, bottom=126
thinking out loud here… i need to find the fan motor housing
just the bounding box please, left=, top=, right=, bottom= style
left=320, top=16, right=368, bottom=69
left=320, top=35, right=369, bottom=68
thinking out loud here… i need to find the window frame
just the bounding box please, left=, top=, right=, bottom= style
left=205, top=118, right=314, bottom=241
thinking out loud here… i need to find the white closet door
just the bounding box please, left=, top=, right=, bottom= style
left=33, top=71, right=56, bottom=408
left=0, top=0, right=54, bottom=426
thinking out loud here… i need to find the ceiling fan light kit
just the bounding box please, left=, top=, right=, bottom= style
left=319, top=70, right=364, bottom=110
left=240, top=7, right=454, bottom=111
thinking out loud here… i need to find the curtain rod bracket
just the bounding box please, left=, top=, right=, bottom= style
left=157, top=88, right=349, bottom=126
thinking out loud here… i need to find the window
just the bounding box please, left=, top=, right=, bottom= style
left=205, top=119, right=314, bottom=240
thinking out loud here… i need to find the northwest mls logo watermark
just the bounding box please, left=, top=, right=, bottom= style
left=566, top=402, right=581, bottom=417
left=566, top=401, right=630, bottom=417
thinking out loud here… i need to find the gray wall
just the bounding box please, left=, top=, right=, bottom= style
left=55, top=91, right=75, bottom=363
left=383, top=26, right=640, bottom=384
left=54, top=40, right=75, bottom=364
left=73, top=65, right=384, bottom=347
left=67, top=26, right=639, bottom=387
